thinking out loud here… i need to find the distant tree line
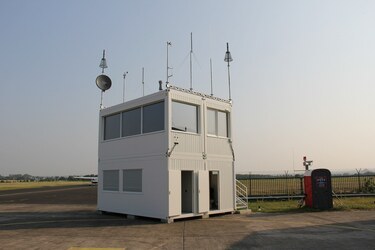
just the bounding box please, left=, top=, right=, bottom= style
left=0, top=174, right=97, bottom=182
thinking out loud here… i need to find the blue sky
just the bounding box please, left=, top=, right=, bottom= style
left=0, top=0, right=374, bottom=175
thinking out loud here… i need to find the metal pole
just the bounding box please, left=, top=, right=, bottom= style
left=227, top=60, right=231, bottom=101
left=190, top=32, right=193, bottom=91
left=166, top=42, right=172, bottom=86
left=248, top=172, right=251, bottom=197
left=356, top=168, right=362, bottom=192
left=142, top=67, right=145, bottom=97
left=210, top=58, right=213, bottom=96
left=166, top=42, right=169, bottom=84
left=100, top=91, right=103, bottom=109
left=122, top=72, right=127, bottom=103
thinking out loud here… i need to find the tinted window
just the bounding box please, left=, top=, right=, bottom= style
left=103, top=170, right=119, bottom=191
left=104, top=114, right=121, bottom=140
left=122, top=108, right=141, bottom=137
left=217, top=111, right=228, bottom=137
left=207, top=109, right=228, bottom=137
left=143, top=101, right=164, bottom=133
left=123, top=169, right=142, bottom=192
left=172, top=101, right=198, bottom=133
left=207, top=109, right=216, bottom=135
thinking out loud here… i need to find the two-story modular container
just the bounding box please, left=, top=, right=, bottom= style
left=97, top=85, right=235, bottom=222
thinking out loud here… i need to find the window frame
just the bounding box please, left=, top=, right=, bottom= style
left=171, top=100, right=199, bottom=134
left=122, top=169, right=143, bottom=193
left=103, top=113, right=121, bottom=140
left=142, top=101, right=165, bottom=134
left=207, top=108, right=229, bottom=138
left=103, top=100, right=165, bottom=141
left=103, top=170, right=120, bottom=192
left=121, top=107, right=142, bottom=137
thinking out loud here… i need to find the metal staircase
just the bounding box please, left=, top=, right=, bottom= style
left=236, top=179, right=249, bottom=210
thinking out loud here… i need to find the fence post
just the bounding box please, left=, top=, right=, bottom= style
left=284, top=171, right=290, bottom=199
left=356, top=168, right=362, bottom=192
left=300, top=177, right=304, bottom=195
left=248, top=172, right=252, bottom=197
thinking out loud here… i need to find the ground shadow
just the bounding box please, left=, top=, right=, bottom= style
left=0, top=210, right=160, bottom=230
left=229, top=219, right=375, bottom=249
left=0, top=185, right=97, bottom=205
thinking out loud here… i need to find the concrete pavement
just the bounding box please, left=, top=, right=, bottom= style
left=0, top=185, right=374, bottom=250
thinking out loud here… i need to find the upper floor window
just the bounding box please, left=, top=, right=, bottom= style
left=122, top=107, right=141, bottom=137
left=207, top=108, right=228, bottom=137
left=103, top=101, right=165, bottom=141
left=143, top=101, right=165, bottom=133
left=172, top=101, right=198, bottom=133
left=104, top=113, right=121, bottom=140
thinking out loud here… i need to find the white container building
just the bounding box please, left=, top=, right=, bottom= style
left=97, top=85, right=238, bottom=222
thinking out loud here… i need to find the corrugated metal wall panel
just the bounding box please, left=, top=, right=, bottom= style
left=171, top=132, right=203, bottom=154
left=206, top=137, right=232, bottom=156
left=169, top=158, right=204, bottom=171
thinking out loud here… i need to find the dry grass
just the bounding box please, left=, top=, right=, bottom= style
left=248, top=197, right=375, bottom=213
left=0, top=181, right=89, bottom=191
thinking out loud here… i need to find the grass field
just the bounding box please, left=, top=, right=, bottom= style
left=0, top=181, right=90, bottom=191
left=248, top=197, right=375, bottom=213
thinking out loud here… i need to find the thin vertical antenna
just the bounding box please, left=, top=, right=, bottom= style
left=142, top=67, right=145, bottom=97
left=210, top=58, right=213, bottom=96
left=227, top=43, right=231, bottom=101
left=166, top=42, right=172, bottom=86
left=190, top=32, right=193, bottom=91
left=123, top=71, right=128, bottom=103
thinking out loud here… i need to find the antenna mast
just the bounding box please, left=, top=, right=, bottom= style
left=123, top=71, right=128, bottom=102
left=224, top=42, right=233, bottom=101
left=96, top=49, right=111, bottom=110
left=210, top=58, right=213, bottom=96
left=190, top=32, right=193, bottom=91
left=142, top=67, right=145, bottom=96
left=166, top=42, right=172, bottom=86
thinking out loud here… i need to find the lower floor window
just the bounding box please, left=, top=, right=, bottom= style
left=103, top=170, right=119, bottom=191
left=123, top=169, right=142, bottom=192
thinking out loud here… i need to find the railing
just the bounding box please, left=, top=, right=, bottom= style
left=235, top=179, right=248, bottom=210
left=236, top=173, right=375, bottom=198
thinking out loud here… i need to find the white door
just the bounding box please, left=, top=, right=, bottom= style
left=198, top=170, right=209, bottom=213
left=169, top=170, right=181, bottom=216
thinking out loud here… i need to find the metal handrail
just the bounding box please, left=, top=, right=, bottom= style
left=235, top=179, right=249, bottom=210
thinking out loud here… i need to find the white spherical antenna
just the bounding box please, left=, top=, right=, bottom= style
left=96, top=74, right=112, bottom=92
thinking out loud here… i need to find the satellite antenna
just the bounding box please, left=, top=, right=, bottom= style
left=96, top=49, right=112, bottom=109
